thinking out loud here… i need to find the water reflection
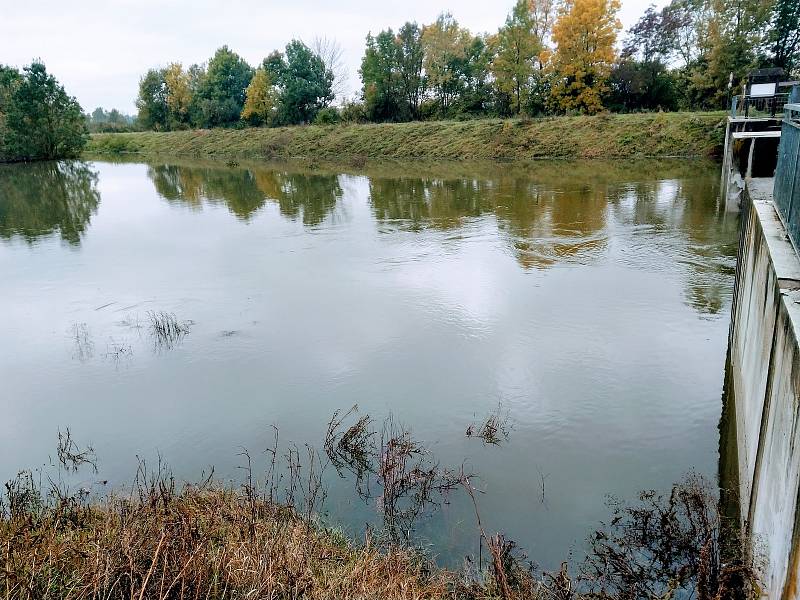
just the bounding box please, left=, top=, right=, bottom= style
left=367, top=161, right=736, bottom=313
left=0, top=157, right=737, bottom=319
left=0, top=161, right=100, bottom=245
left=0, top=156, right=738, bottom=572
left=147, top=163, right=342, bottom=226
left=610, top=176, right=738, bottom=315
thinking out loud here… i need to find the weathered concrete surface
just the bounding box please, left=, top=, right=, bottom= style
left=749, top=289, right=800, bottom=598
left=730, top=179, right=800, bottom=598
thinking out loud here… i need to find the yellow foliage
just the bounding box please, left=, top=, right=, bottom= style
left=548, top=0, right=621, bottom=114
left=421, top=13, right=472, bottom=109
left=164, top=63, right=191, bottom=121
left=241, top=68, right=275, bottom=125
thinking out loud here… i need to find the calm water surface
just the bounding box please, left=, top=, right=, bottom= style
left=0, top=158, right=738, bottom=568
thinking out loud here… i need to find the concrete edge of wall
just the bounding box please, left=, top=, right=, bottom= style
left=732, top=181, right=800, bottom=598
left=751, top=188, right=800, bottom=287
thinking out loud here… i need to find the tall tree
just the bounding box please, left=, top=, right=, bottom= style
left=241, top=68, right=276, bottom=125
left=164, top=63, right=192, bottom=127
left=0, top=66, right=22, bottom=155
left=397, top=22, right=426, bottom=119
left=691, top=0, right=771, bottom=106
left=422, top=14, right=473, bottom=113
left=492, top=0, right=541, bottom=114
left=271, top=40, right=334, bottom=125
left=136, top=68, right=169, bottom=130
left=1, top=62, right=87, bottom=161
left=659, top=0, right=703, bottom=68
left=548, top=0, right=621, bottom=113
left=768, top=0, right=800, bottom=74
left=530, top=0, right=562, bottom=67
left=623, top=5, right=671, bottom=62
left=360, top=30, right=404, bottom=121
left=196, top=46, right=253, bottom=127
left=312, top=36, right=348, bottom=100
left=614, top=3, right=679, bottom=112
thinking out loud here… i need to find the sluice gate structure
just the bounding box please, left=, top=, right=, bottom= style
left=726, top=89, right=800, bottom=598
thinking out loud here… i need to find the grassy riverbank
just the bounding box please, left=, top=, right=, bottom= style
left=1, top=473, right=752, bottom=600
left=87, top=112, right=727, bottom=162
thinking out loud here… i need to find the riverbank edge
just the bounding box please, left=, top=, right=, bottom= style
left=86, top=112, right=727, bottom=163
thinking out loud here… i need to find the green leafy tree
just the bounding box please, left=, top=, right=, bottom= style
left=397, top=23, right=426, bottom=119
left=360, top=30, right=405, bottom=121
left=492, top=0, right=541, bottom=114
left=271, top=40, right=334, bottom=125
left=613, top=5, right=680, bottom=112
left=0, top=66, right=22, bottom=147
left=91, top=107, right=107, bottom=123
left=607, top=59, right=678, bottom=111
left=692, top=0, right=771, bottom=106
left=196, top=46, right=253, bottom=127
left=768, top=0, right=800, bottom=74
left=454, top=35, right=495, bottom=115
left=422, top=14, right=474, bottom=114
left=1, top=62, right=87, bottom=162
left=136, top=68, right=169, bottom=130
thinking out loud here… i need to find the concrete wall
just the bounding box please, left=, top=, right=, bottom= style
left=730, top=179, right=800, bottom=598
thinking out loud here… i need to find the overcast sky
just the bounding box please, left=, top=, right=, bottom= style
left=1, top=0, right=666, bottom=114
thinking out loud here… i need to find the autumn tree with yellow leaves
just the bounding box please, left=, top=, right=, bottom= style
left=164, top=63, right=192, bottom=126
left=547, top=0, right=621, bottom=114
left=241, top=68, right=276, bottom=126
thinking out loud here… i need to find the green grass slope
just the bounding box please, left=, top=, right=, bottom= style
left=87, top=112, right=727, bottom=162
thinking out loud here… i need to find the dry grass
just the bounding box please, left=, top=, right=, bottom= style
left=1, top=416, right=759, bottom=600
left=1, top=481, right=456, bottom=600
left=86, top=112, right=727, bottom=163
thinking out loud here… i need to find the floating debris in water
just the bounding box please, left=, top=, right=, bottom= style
left=466, top=402, right=511, bottom=446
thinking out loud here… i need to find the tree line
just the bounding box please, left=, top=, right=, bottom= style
left=135, top=0, right=799, bottom=130
left=0, top=0, right=797, bottom=162
left=136, top=42, right=336, bottom=130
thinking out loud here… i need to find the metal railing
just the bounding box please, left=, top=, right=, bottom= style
left=741, top=92, right=790, bottom=118
left=773, top=102, right=800, bottom=250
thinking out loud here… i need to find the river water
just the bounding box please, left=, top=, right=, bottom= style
left=0, top=157, right=738, bottom=569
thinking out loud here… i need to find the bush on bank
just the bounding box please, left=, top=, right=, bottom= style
left=0, top=62, right=88, bottom=163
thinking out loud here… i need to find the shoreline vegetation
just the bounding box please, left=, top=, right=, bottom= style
left=2, top=415, right=757, bottom=600
left=86, top=112, right=727, bottom=163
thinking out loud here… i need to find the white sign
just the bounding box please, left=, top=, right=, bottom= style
left=751, top=83, right=777, bottom=97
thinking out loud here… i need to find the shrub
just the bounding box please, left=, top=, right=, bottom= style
left=314, top=106, right=340, bottom=124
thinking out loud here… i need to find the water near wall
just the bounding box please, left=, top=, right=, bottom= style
left=729, top=181, right=800, bottom=598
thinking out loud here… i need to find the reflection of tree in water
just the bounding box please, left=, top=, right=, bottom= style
left=609, top=176, right=738, bottom=316
left=369, top=175, right=608, bottom=269
left=255, top=171, right=342, bottom=226
left=369, top=164, right=737, bottom=317
left=147, top=163, right=341, bottom=225
left=0, top=161, right=100, bottom=245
